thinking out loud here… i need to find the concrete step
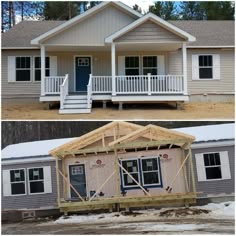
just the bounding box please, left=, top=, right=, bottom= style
left=63, top=104, right=88, bottom=109
left=59, top=108, right=91, bottom=114
left=66, top=95, right=87, bottom=100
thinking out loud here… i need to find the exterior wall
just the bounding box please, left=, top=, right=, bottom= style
left=169, top=48, right=235, bottom=97
left=115, top=20, right=183, bottom=43
left=64, top=148, right=186, bottom=199
left=2, top=160, right=57, bottom=210
left=192, top=145, right=235, bottom=198
left=44, top=5, right=137, bottom=46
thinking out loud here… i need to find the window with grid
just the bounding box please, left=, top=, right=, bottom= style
left=141, top=158, right=160, bottom=185
left=10, top=169, right=26, bottom=195
left=15, top=57, right=31, bottom=81
left=143, top=56, right=158, bottom=75
left=28, top=168, right=45, bottom=194
left=203, top=153, right=222, bottom=179
left=125, top=56, right=139, bottom=76
left=34, top=57, right=50, bottom=81
left=199, top=55, right=213, bottom=79
left=121, top=159, right=140, bottom=187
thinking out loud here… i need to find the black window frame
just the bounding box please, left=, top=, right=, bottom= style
left=125, top=56, right=140, bottom=76
left=198, top=55, right=213, bottom=79
left=15, top=57, right=31, bottom=82
left=142, top=56, right=158, bottom=75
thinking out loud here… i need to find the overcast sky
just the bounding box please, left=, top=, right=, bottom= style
left=119, top=0, right=154, bottom=12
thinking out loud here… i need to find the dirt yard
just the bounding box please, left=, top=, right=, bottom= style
left=1, top=101, right=234, bottom=120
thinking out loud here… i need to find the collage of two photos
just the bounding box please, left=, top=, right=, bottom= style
left=1, top=0, right=235, bottom=234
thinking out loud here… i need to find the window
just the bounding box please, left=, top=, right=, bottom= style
left=28, top=168, right=44, bottom=194
left=15, top=57, right=31, bottom=81
left=141, top=158, right=160, bottom=185
left=34, top=57, right=50, bottom=81
left=120, top=157, right=162, bottom=189
left=203, top=153, right=222, bottom=179
left=125, top=56, right=139, bottom=76
left=121, top=159, right=140, bottom=187
left=199, top=55, right=213, bottom=79
left=10, top=169, right=26, bottom=195
left=143, top=56, right=157, bottom=75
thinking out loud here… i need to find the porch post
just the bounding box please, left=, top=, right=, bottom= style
left=111, top=43, right=116, bottom=96
left=182, top=42, right=188, bottom=95
left=40, top=44, right=46, bottom=96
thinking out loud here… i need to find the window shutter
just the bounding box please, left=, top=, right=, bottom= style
left=213, top=54, right=220, bottom=80
left=118, top=56, right=125, bottom=75
left=195, top=153, right=206, bottom=181
left=50, top=56, right=57, bottom=76
left=8, top=56, right=16, bottom=82
left=220, top=151, right=231, bottom=180
left=3, top=170, right=11, bottom=196
left=43, top=166, right=52, bottom=193
left=157, top=55, right=165, bottom=75
left=192, top=55, right=199, bottom=80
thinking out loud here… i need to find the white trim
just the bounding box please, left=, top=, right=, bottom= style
left=2, top=157, right=55, bottom=165
left=41, top=45, right=46, bottom=96
left=191, top=140, right=234, bottom=149
left=182, top=42, right=188, bottom=95
left=3, top=47, right=40, bottom=50
left=105, top=13, right=196, bottom=43
left=31, top=2, right=142, bottom=45
left=74, top=55, right=93, bottom=92
left=111, top=43, right=116, bottom=95
left=187, top=46, right=235, bottom=49
left=114, top=41, right=184, bottom=45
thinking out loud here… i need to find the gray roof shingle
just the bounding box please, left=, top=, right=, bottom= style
left=2, top=20, right=234, bottom=48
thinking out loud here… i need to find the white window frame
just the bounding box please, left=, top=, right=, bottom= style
left=120, top=158, right=140, bottom=188
left=198, top=55, right=213, bottom=80
left=15, top=56, right=32, bottom=82
left=33, top=56, right=50, bottom=82
left=140, top=156, right=161, bottom=186
left=124, top=56, right=141, bottom=76
left=9, top=168, right=27, bottom=196
left=142, top=56, right=158, bottom=75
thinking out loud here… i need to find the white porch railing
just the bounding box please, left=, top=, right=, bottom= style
left=87, top=74, right=92, bottom=109
left=44, top=76, right=65, bottom=95
left=91, top=74, right=184, bottom=95
left=60, top=74, right=69, bottom=110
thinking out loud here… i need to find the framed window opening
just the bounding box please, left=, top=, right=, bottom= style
left=125, top=56, right=140, bottom=76
left=15, top=56, right=31, bottom=82
left=198, top=55, right=213, bottom=79
left=28, top=167, right=45, bottom=194
left=10, top=169, right=26, bottom=195
left=34, top=57, right=50, bottom=81
left=142, top=56, right=158, bottom=75
left=203, top=153, right=222, bottom=180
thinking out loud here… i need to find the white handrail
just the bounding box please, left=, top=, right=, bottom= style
left=60, top=74, right=69, bottom=110
left=44, top=76, right=65, bottom=95
left=87, top=74, right=92, bottom=109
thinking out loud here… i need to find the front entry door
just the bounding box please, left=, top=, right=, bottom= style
left=69, top=164, right=87, bottom=199
left=75, top=57, right=91, bottom=92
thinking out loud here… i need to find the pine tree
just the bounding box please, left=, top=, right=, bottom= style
left=180, top=2, right=204, bottom=20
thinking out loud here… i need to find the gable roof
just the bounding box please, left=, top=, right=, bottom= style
left=106, top=13, right=196, bottom=43
left=30, top=1, right=142, bottom=45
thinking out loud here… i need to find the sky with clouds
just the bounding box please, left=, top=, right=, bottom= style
left=120, top=0, right=155, bottom=12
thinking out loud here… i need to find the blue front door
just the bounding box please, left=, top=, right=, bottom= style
left=75, top=57, right=91, bottom=92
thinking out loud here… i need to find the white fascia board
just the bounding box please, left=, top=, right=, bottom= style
left=187, top=46, right=235, bottom=49
left=191, top=140, right=234, bottom=149
left=2, top=156, right=55, bottom=165
left=31, top=1, right=142, bottom=45
left=2, top=47, right=40, bottom=50
left=105, top=13, right=196, bottom=43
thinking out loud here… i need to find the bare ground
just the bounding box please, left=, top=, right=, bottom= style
left=1, top=101, right=235, bottom=120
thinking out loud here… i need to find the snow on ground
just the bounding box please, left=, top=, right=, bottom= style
left=53, top=201, right=235, bottom=225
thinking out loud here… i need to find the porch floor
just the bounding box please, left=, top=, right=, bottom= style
left=59, top=192, right=197, bottom=214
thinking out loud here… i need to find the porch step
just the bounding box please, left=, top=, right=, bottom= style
left=59, top=108, right=91, bottom=114
left=66, top=95, right=87, bottom=100
left=63, top=103, right=88, bottom=109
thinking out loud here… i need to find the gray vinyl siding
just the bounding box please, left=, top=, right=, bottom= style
left=192, top=145, right=235, bottom=198
left=2, top=160, right=57, bottom=210
left=115, top=20, right=184, bottom=43
left=44, top=5, right=137, bottom=46
left=169, top=48, right=235, bottom=94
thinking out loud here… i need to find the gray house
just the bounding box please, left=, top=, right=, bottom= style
left=2, top=1, right=235, bottom=114
left=2, top=123, right=234, bottom=217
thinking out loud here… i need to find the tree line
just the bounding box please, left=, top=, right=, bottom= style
left=2, top=1, right=234, bottom=32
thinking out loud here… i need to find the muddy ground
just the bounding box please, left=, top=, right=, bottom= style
left=1, top=100, right=235, bottom=120
left=2, top=218, right=234, bottom=234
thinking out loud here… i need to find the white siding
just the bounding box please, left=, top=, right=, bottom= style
left=44, top=5, right=137, bottom=46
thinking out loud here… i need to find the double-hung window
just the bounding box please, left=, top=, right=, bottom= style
left=28, top=168, right=45, bottom=194
left=125, top=56, right=140, bottom=76
left=143, top=56, right=158, bottom=75
left=34, top=57, right=50, bottom=81
left=203, top=153, right=222, bottom=179
left=15, top=57, right=31, bottom=81
left=199, top=55, right=213, bottom=79
left=10, top=169, right=26, bottom=195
